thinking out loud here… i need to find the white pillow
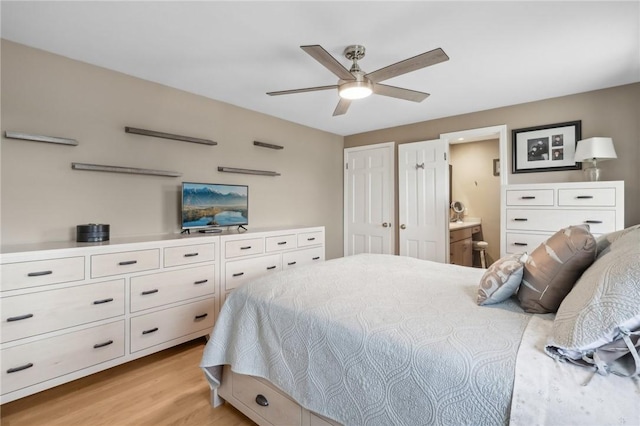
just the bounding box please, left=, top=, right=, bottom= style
left=477, top=253, right=527, bottom=306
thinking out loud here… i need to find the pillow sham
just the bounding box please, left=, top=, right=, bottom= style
left=595, top=224, right=640, bottom=258
left=517, top=224, right=596, bottom=314
left=545, top=227, right=640, bottom=376
left=477, top=252, right=526, bottom=306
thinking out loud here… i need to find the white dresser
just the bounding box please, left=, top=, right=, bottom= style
left=501, top=181, right=624, bottom=256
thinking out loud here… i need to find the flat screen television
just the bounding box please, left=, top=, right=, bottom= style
left=181, top=182, right=248, bottom=231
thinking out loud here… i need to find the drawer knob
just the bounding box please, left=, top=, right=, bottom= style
left=288, top=261, right=297, bottom=266
left=195, top=313, right=208, bottom=320
left=266, top=266, right=277, bottom=270
left=585, top=220, right=603, bottom=224
left=7, top=363, right=34, bottom=374
left=513, top=242, right=528, bottom=246
left=93, top=298, right=114, bottom=305
left=7, top=313, right=34, bottom=322
left=513, top=218, right=528, bottom=222
left=312, top=257, right=320, bottom=260
left=255, top=394, right=269, bottom=407
left=142, top=327, right=159, bottom=335
left=27, top=270, right=52, bottom=277
left=240, top=246, right=252, bottom=250
left=184, top=253, right=199, bottom=257
left=118, top=260, right=138, bottom=266
left=141, top=289, right=159, bottom=296
left=521, top=196, right=536, bottom=200
left=232, top=272, right=244, bottom=277
left=194, top=279, right=208, bottom=285
left=576, top=195, right=594, bottom=199
left=307, top=237, right=316, bottom=241
left=93, top=340, right=114, bottom=349
left=277, top=241, right=287, bottom=245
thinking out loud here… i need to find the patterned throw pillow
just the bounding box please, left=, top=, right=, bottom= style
left=517, top=225, right=596, bottom=314
left=477, top=253, right=526, bottom=306
left=545, top=227, right=640, bottom=375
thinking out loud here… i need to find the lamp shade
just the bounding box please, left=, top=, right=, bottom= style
left=574, top=137, right=617, bottom=162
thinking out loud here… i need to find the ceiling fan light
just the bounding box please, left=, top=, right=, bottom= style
left=339, top=81, right=373, bottom=100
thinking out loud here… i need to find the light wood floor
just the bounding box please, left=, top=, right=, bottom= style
left=0, top=337, right=256, bottom=426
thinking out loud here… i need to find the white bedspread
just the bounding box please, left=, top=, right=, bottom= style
left=201, top=254, right=532, bottom=425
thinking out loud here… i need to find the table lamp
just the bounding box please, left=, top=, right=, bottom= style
left=573, top=137, right=617, bottom=181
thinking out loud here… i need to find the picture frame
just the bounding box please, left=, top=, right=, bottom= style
left=512, top=120, right=582, bottom=173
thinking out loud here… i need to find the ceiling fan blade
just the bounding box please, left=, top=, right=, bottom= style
left=333, top=98, right=352, bottom=116
left=301, top=45, right=356, bottom=81
left=366, top=48, right=449, bottom=83
left=373, top=84, right=430, bottom=102
left=267, top=85, right=337, bottom=96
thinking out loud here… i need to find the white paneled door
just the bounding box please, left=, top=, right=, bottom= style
left=344, top=142, right=395, bottom=256
left=398, top=139, right=449, bottom=262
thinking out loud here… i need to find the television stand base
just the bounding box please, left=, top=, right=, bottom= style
left=199, top=229, right=222, bottom=234
left=181, top=229, right=190, bottom=235
left=237, top=225, right=247, bottom=231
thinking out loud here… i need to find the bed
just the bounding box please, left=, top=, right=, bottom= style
left=201, top=226, right=640, bottom=426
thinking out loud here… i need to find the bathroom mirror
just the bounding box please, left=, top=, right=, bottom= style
left=451, top=201, right=465, bottom=223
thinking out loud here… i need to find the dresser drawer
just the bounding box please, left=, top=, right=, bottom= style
left=506, top=209, right=617, bottom=234
left=505, top=233, right=551, bottom=254
left=224, top=254, right=281, bottom=291
left=283, top=247, right=324, bottom=269
left=265, top=234, right=297, bottom=252
left=91, top=249, right=160, bottom=278
left=130, top=298, right=215, bottom=353
left=130, top=265, right=216, bottom=313
left=1, top=320, right=124, bottom=395
left=232, top=371, right=302, bottom=426
left=297, top=231, right=324, bottom=247
left=558, top=188, right=617, bottom=207
left=449, top=228, right=472, bottom=243
left=164, top=243, right=216, bottom=268
left=506, top=189, right=554, bottom=206
left=225, top=238, right=264, bottom=259
left=1, top=279, right=125, bottom=343
left=1, top=257, right=85, bottom=292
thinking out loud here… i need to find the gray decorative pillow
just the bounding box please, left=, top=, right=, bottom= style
left=518, top=224, right=596, bottom=314
left=545, top=228, right=640, bottom=374
left=477, top=253, right=526, bottom=306
left=595, top=224, right=640, bottom=258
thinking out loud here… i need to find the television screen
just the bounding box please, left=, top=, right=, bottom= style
left=181, top=182, right=248, bottom=230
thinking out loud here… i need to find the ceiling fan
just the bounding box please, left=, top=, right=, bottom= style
left=267, top=44, right=449, bottom=116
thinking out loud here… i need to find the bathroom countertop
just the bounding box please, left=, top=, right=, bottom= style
left=449, top=220, right=481, bottom=231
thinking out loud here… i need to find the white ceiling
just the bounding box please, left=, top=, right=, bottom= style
left=2, top=1, right=639, bottom=136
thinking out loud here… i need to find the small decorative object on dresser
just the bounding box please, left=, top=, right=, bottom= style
left=512, top=120, right=582, bottom=173
left=573, top=137, right=617, bottom=181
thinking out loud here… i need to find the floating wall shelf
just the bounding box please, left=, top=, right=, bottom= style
left=125, top=127, right=217, bottom=146
left=254, top=141, right=283, bottom=150
left=72, top=163, right=182, bottom=177
left=4, top=131, right=78, bottom=146
left=218, top=167, right=280, bottom=176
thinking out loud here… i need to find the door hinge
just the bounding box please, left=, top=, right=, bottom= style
left=345, top=163, right=348, bottom=170
left=444, top=152, right=447, bottom=161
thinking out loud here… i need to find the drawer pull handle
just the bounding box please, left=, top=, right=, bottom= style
left=93, top=340, right=114, bottom=349
left=195, top=313, right=208, bottom=320
left=194, top=279, right=208, bottom=285
left=240, top=246, right=252, bottom=250
left=266, top=266, right=277, bottom=270
left=576, top=195, right=594, bottom=199
left=27, top=270, right=52, bottom=277
left=585, top=220, right=603, bottom=224
left=307, top=237, right=316, bottom=241
left=7, top=363, right=34, bottom=374
left=277, top=241, right=287, bottom=245
left=513, top=218, right=528, bottom=222
left=141, top=289, right=159, bottom=296
left=119, top=260, right=138, bottom=266
left=184, top=253, right=199, bottom=257
left=93, top=298, right=114, bottom=305
left=142, top=327, right=158, bottom=335
left=255, top=394, right=269, bottom=407
left=288, top=261, right=297, bottom=266
left=513, top=242, right=528, bottom=246
left=232, top=272, right=244, bottom=277
left=521, top=196, right=536, bottom=200
left=7, top=313, right=34, bottom=322
left=312, top=256, right=320, bottom=260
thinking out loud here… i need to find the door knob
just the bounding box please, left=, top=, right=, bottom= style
left=382, top=222, right=389, bottom=228
left=400, top=224, right=406, bottom=230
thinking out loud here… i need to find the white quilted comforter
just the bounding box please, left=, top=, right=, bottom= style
left=201, top=254, right=532, bottom=425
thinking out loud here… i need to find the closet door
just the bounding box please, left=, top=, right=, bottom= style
left=398, top=139, right=448, bottom=262
left=344, top=142, right=395, bottom=256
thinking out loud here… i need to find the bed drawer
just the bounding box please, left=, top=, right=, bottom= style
left=1, top=320, right=124, bottom=395
left=265, top=234, right=297, bottom=252
left=558, top=187, right=617, bottom=207
left=130, top=298, right=215, bottom=353
left=506, top=189, right=554, bottom=206
left=282, top=247, right=324, bottom=269
left=232, top=372, right=302, bottom=426
left=164, top=243, right=216, bottom=267
left=1, top=257, right=85, bottom=292
left=504, top=233, right=551, bottom=254
left=130, top=266, right=215, bottom=313
left=91, top=249, right=160, bottom=278
left=225, top=238, right=264, bottom=259
left=1, top=279, right=125, bottom=343
left=297, top=231, right=324, bottom=248
left=505, top=209, right=617, bottom=234
left=224, top=254, right=281, bottom=291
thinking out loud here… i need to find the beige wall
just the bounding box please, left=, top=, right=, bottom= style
left=346, top=83, right=640, bottom=228
left=0, top=40, right=345, bottom=259
left=450, top=139, right=500, bottom=263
